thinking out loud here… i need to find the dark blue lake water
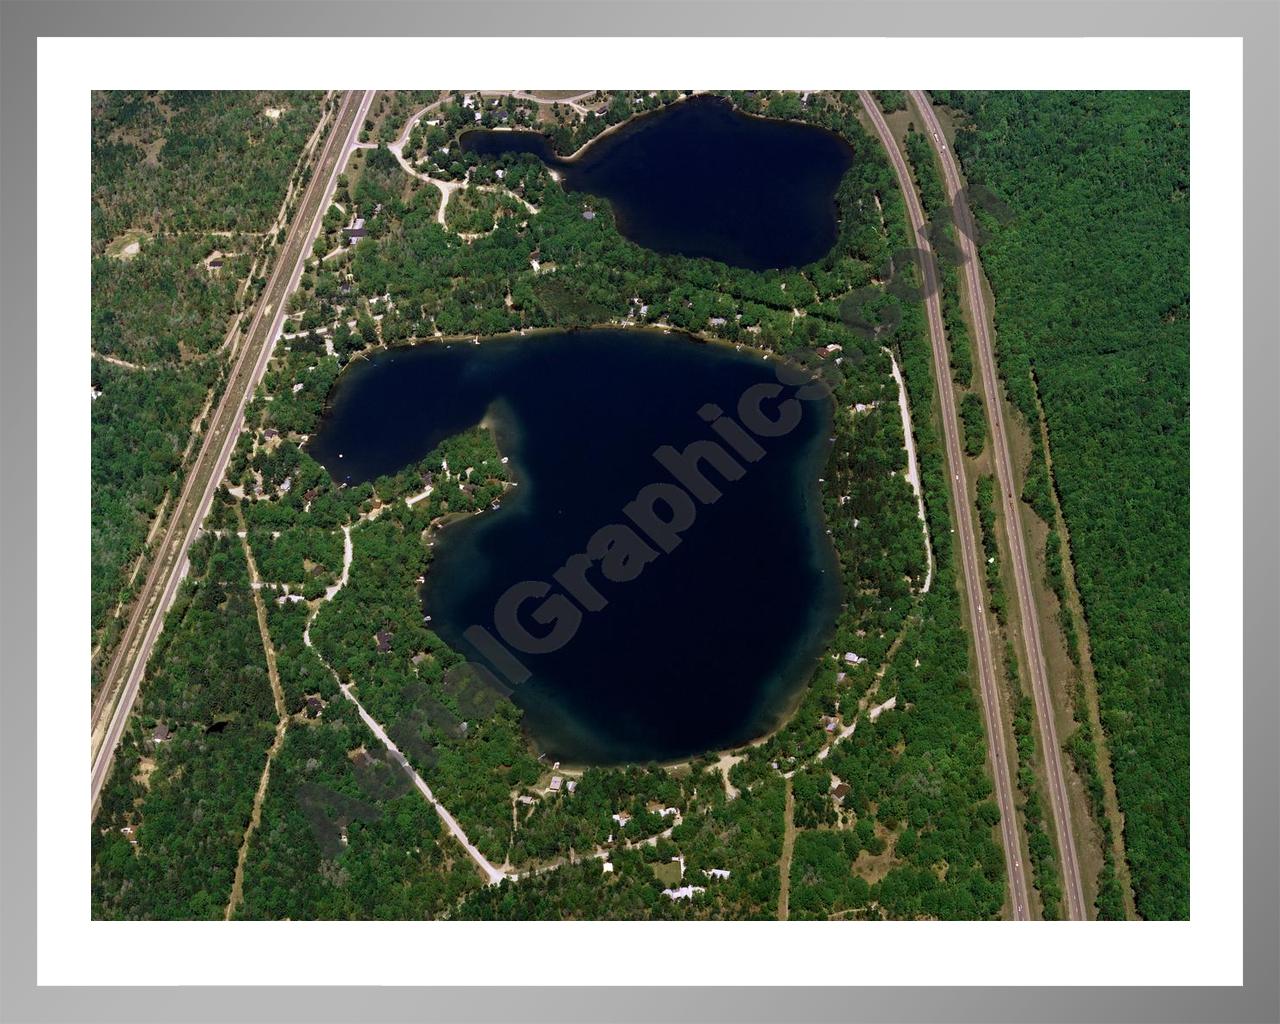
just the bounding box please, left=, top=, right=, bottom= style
left=460, top=96, right=854, bottom=270
left=308, top=329, right=840, bottom=763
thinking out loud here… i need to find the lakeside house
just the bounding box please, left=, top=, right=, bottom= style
left=375, top=629, right=394, bottom=653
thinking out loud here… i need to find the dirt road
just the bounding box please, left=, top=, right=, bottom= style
left=858, top=92, right=1032, bottom=921
left=909, top=91, right=1087, bottom=920
left=778, top=777, right=796, bottom=920
left=90, top=90, right=377, bottom=812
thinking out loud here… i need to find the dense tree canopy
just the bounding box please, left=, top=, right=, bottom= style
left=932, top=90, right=1189, bottom=920
left=90, top=89, right=1190, bottom=922
left=91, top=91, right=325, bottom=675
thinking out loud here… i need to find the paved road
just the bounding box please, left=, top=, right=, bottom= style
left=910, top=91, right=1087, bottom=921
left=90, top=90, right=378, bottom=812
left=858, top=92, right=1032, bottom=921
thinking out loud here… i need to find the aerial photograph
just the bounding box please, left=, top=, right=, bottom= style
left=89, top=89, right=1189, bottom=922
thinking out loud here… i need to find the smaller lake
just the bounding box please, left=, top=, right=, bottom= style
left=460, top=96, right=854, bottom=271
left=308, top=329, right=841, bottom=764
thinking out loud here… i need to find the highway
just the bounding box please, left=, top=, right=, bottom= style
left=90, top=90, right=378, bottom=811
left=910, top=91, right=1087, bottom=920
left=858, top=92, right=1032, bottom=920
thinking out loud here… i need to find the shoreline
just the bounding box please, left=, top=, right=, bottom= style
left=313, top=324, right=861, bottom=776
left=330, top=323, right=844, bottom=773
left=461, top=90, right=854, bottom=170
left=303, top=91, right=893, bottom=775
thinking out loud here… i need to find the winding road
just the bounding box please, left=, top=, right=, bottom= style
left=858, top=92, right=1032, bottom=920
left=910, top=91, right=1086, bottom=920
left=387, top=94, right=540, bottom=227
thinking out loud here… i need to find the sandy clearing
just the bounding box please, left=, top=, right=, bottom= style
left=885, top=346, right=934, bottom=593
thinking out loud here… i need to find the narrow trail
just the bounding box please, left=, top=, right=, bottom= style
left=384, top=95, right=537, bottom=228
left=225, top=522, right=289, bottom=920
left=778, top=777, right=796, bottom=920
left=302, top=519, right=511, bottom=885
left=506, top=819, right=682, bottom=883
left=1028, top=372, right=1136, bottom=917
left=91, top=352, right=153, bottom=372
left=501, top=90, right=598, bottom=116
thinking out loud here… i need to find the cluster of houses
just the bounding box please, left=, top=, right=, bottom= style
left=461, top=93, right=518, bottom=126
left=661, top=864, right=732, bottom=901
left=546, top=774, right=577, bottom=795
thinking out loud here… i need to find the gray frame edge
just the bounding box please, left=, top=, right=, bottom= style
left=0, top=2, right=1275, bottom=1022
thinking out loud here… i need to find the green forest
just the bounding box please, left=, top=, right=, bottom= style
left=932, top=90, right=1190, bottom=919
left=91, top=91, right=325, bottom=675
left=92, top=532, right=277, bottom=918
left=93, top=89, right=1011, bottom=920
left=91, top=88, right=1188, bottom=923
